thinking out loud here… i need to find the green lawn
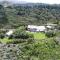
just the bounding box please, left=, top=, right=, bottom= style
left=28, top=32, right=46, bottom=39
left=0, top=38, right=13, bottom=43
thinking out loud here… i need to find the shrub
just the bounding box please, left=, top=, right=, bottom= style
left=27, top=38, right=34, bottom=44
left=6, top=39, right=26, bottom=44
left=0, top=34, right=5, bottom=39
left=45, top=31, right=56, bottom=37
left=14, top=32, right=34, bottom=39
left=28, top=34, right=34, bottom=39
left=8, top=35, right=14, bottom=39
left=0, top=30, right=6, bottom=34
left=14, top=28, right=34, bottom=39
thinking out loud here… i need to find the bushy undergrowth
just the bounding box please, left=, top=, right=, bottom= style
left=16, top=38, right=60, bottom=60
left=13, top=27, right=34, bottom=39
left=45, top=31, right=56, bottom=37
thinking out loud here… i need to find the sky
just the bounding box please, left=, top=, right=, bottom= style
left=1, top=0, right=60, bottom=4
left=20, top=0, right=60, bottom=4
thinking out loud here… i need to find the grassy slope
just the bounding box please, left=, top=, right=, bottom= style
left=19, top=38, right=60, bottom=60
left=28, top=32, right=46, bottom=39
left=33, top=32, right=46, bottom=39
left=0, top=38, right=13, bottom=43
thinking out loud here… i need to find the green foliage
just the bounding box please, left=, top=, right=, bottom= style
left=0, top=30, right=6, bottom=34
left=0, top=4, right=60, bottom=28
left=0, top=38, right=13, bottom=43
left=8, top=35, right=13, bottom=39
left=0, top=34, right=5, bottom=39
left=45, top=31, right=56, bottom=37
left=14, top=27, right=34, bottom=39
left=0, top=3, right=60, bottom=60
left=28, top=32, right=46, bottom=39
left=0, top=30, right=7, bottom=39
left=16, top=38, right=60, bottom=60
left=0, top=5, right=8, bottom=28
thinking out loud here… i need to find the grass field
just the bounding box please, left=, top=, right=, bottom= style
left=28, top=32, right=46, bottom=39
left=0, top=38, right=13, bottom=43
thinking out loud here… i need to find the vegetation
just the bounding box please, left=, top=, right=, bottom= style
left=13, top=27, right=34, bottom=39
left=28, top=32, right=46, bottom=39
left=15, top=38, right=60, bottom=60
left=0, top=3, right=60, bottom=28
left=0, top=2, right=60, bottom=60
left=45, top=31, right=56, bottom=37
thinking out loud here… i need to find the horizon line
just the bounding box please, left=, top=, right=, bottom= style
left=0, top=0, right=60, bottom=5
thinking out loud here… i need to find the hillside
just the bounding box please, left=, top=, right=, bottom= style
left=0, top=3, right=60, bottom=28
left=0, top=2, right=60, bottom=60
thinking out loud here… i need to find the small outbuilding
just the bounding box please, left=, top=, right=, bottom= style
left=5, top=30, right=14, bottom=37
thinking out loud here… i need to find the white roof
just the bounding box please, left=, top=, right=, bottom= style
left=28, top=25, right=37, bottom=29
left=47, top=23, right=57, bottom=26
left=38, top=26, right=46, bottom=29
left=46, top=26, right=52, bottom=28
left=6, top=30, right=13, bottom=36
left=28, top=25, right=46, bottom=31
left=37, top=26, right=46, bottom=31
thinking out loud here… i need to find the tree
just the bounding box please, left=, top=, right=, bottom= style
left=0, top=5, right=8, bottom=28
left=45, top=31, right=56, bottom=37
left=13, top=27, right=34, bottom=39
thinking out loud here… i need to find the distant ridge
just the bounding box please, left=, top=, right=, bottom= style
left=0, top=1, right=13, bottom=7
left=0, top=0, right=28, bottom=4
left=0, top=0, right=60, bottom=7
left=13, top=0, right=28, bottom=4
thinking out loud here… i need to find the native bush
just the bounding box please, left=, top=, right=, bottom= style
left=45, top=31, right=56, bottom=37
left=0, top=34, right=5, bottom=39
left=14, top=27, right=34, bottom=39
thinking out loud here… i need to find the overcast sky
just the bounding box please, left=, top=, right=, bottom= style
left=1, top=0, right=60, bottom=4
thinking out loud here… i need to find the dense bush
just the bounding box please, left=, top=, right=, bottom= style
left=15, top=38, right=60, bottom=60
left=14, top=32, right=34, bottom=39
left=0, top=3, right=60, bottom=28
left=45, top=31, right=56, bottom=37
left=6, top=39, right=25, bottom=44
left=14, top=28, right=34, bottom=39
left=8, top=35, right=14, bottom=39
left=6, top=38, right=34, bottom=44
left=0, top=34, right=5, bottom=39
left=0, top=30, right=6, bottom=34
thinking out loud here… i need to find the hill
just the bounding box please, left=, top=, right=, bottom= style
left=0, top=3, right=60, bottom=28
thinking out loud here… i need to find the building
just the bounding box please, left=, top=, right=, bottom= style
left=46, top=26, right=52, bottom=29
left=5, top=30, right=14, bottom=36
left=28, top=25, right=46, bottom=32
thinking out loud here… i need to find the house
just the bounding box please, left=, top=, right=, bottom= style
left=46, top=26, right=52, bottom=29
left=5, top=30, right=14, bottom=36
left=46, top=23, right=57, bottom=29
left=28, top=25, right=46, bottom=32
left=46, top=23, right=57, bottom=26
